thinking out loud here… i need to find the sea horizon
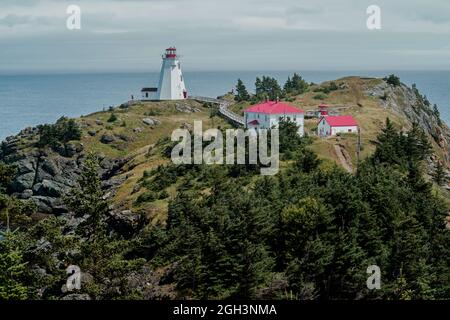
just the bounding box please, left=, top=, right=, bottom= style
left=1, top=70, right=449, bottom=141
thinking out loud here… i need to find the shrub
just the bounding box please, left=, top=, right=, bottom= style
left=37, top=117, right=81, bottom=148
left=135, top=191, right=157, bottom=205
left=158, top=190, right=169, bottom=199
left=107, top=113, right=118, bottom=123
left=146, top=109, right=161, bottom=116
left=384, top=74, right=401, bottom=87
left=313, top=93, right=327, bottom=100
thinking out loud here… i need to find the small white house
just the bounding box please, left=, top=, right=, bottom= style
left=317, top=115, right=358, bottom=137
left=141, top=87, right=158, bottom=100
left=244, top=101, right=304, bottom=136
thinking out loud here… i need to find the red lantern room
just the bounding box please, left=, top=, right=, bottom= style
left=165, top=47, right=177, bottom=58
left=318, top=103, right=329, bottom=116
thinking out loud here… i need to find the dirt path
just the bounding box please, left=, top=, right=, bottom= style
left=334, top=144, right=353, bottom=173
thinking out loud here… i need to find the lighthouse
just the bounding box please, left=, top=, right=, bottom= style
left=141, top=47, right=188, bottom=101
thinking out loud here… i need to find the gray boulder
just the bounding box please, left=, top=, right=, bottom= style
left=12, top=172, right=35, bottom=192
left=143, top=118, right=161, bottom=126
left=35, top=179, right=65, bottom=197
left=41, top=159, right=60, bottom=176
left=20, top=189, right=34, bottom=200
left=108, top=210, right=147, bottom=238
left=100, top=134, right=116, bottom=144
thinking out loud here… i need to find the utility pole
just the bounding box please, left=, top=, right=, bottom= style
left=357, top=127, right=361, bottom=164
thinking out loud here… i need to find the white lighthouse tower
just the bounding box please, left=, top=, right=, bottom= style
left=141, top=47, right=188, bottom=101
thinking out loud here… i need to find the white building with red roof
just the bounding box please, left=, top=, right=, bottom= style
left=244, top=101, right=304, bottom=136
left=317, top=115, right=358, bottom=137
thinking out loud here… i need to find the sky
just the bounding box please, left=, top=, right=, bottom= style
left=1, top=0, right=450, bottom=73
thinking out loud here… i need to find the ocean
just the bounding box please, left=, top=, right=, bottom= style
left=0, top=71, right=449, bottom=141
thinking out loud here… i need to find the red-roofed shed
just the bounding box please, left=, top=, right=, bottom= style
left=318, top=115, right=358, bottom=136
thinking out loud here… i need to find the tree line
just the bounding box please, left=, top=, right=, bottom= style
left=235, top=73, right=309, bottom=103
left=0, top=118, right=448, bottom=300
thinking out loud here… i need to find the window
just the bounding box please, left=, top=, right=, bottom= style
left=348, top=129, right=352, bottom=132
left=145, top=93, right=148, bottom=98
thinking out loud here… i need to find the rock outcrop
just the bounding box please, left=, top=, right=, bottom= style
left=366, top=80, right=450, bottom=175
left=0, top=130, right=130, bottom=215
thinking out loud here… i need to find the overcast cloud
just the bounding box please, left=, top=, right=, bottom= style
left=1, top=0, right=450, bottom=72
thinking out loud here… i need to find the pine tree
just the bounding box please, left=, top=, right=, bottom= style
left=283, top=76, right=292, bottom=93
left=433, top=161, right=446, bottom=186
left=373, top=118, right=399, bottom=164
left=235, top=79, right=250, bottom=102
left=65, top=154, right=108, bottom=241
left=278, top=119, right=302, bottom=155
left=0, top=231, right=29, bottom=300
left=290, top=73, right=308, bottom=95
left=64, top=154, right=145, bottom=299
left=0, top=162, right=15, bottom=192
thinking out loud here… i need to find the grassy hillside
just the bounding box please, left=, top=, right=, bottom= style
left=2, top=76, right=449, bottom=301
left=73, top=100, right=232, bottom=222
left=5, top=76, right=447, bottom=223
left=62, top=76, right=448, bottom=224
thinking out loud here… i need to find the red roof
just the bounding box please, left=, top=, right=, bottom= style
left=322, top=115, right=358, bottom=127
left=319, top=103, right=330, bottom=108
left=245, top=101, right=304, bottom=114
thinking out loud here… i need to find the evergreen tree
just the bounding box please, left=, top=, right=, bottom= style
left=235, top=79, right=250, bottom=102
left=433, top=161, right=446, bottom=186
left=0, top=162, right=15, bottom=192
left=0, top=231, right=29, bottom=300
left=292, top=148, right=321, bottom=173
left=284, top=73, right=308, bottom=96
left=372, top=118, right=399, bottom=165
left=65, top=154, right=108, bottom=241
left=255, top=76, right=283, bottom=101
left=283, top=76, right=292, bottom=93
left=65, top=153, right=144, bottom=299
left=384, top=74, right=401, bottom=87
left=278, top=119, right=303, bottom=156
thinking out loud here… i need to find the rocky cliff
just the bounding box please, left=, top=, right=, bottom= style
left=365, top=80, right=450, bottom=165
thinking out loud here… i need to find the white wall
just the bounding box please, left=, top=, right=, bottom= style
left=245, top=112, right=304, bottom=136
left=157, top=58, right=187, bottom=100
left=317, top=118, right=358, bottom=136
left=141, top=91, right=157, bottom=100
left=331, top=126, right=358, bottom=135
left=317, top=117, right=331, bottom=136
